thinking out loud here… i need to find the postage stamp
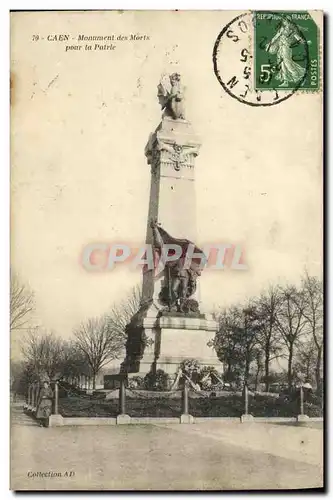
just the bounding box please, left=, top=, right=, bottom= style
left=254, top=11, right=320, bottom=91
left=213, top=11, right=320, bottom=107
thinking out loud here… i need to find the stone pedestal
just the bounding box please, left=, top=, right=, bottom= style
left=147, top=313, right=219, bottom=376
left=123, top=308, right=220, bottom=378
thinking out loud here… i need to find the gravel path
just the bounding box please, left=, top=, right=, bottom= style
left=10, top=403, right=323, bottom=491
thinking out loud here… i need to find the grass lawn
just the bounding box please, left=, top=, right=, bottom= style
left=58, top=391, right=323, bottom=419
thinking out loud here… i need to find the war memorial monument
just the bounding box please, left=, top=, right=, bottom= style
left=121, top=73, right=221, bottom=381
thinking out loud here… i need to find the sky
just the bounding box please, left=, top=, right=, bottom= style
left=10, top=11, right=322, bottom=356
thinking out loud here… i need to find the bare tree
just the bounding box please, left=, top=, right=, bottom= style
left=107, top=284, right=142, bottom=338
left=212, top=306, right=245, bottom=383
left=301, top=273, right=323, bottom=390
left=74, top=316, right=122, bottom=389
left=60, top=341, right=91, bottom=386
left=21, top=329, right=64, bottom=380
left=74, top=285, right=142, bottom=389
left=241, top=305, right=262, bottom=386
left=213, top=304, right=261, bottom=387
left=293, top=338, right=317, bottom=385
left=254, top=286, right=283, bottom=391
left=10, top=272, right=34, bottom=331
left=275, top=285, right=307, bottom=390
left=252, top=350, right=264, bottom=392
left=10, top=359, right=36, bottom=396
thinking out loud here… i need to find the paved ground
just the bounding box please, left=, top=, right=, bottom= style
left=10, top=403, right=323, bottom=491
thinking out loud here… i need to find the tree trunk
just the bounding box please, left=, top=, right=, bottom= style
left=264, top=348, right=270, bottom=392
left=287, top=344, right=294, bottom=391
left=92, top=373, right=96, bottom=390
left=254, top=364, right=260, bottom=391
left=315, top=346, right=322, bottom=392
left=244, top=358, right=250, bottom=385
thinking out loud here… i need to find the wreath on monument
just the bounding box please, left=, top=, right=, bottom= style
left=171, top=360, right=224, bottom=391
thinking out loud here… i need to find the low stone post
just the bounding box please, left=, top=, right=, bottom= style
left=48, top=380, right=64, bottom=427
left=54, top=381, right=59, bottom=414
left=244, top=384, right=249, bottom=415
left=119, top=378, right=126, bottom=415
left=180, top=381, right=194, bottom=424
left=297, top=385, right=309, bottom=422
left=182, top=382, right=189, bottom=415
left=116, top=376, right=131, bottom=424
left=241, top=383, right=253, bottom=423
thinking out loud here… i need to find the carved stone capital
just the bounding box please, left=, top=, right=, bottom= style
left=145, top=118, right=201, bottom=177
left=147, top=138, right=200, bottom=172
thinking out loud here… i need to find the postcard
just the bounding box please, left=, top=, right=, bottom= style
left=10, top=10, right=323, bottom=491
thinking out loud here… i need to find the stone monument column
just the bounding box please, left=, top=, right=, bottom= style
left=121, top=73, right=221, bottom=379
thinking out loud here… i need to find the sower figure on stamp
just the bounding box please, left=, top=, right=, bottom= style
left=265, top=18, right=306, bottom=87
left=36, top=378, right=53, bottom=428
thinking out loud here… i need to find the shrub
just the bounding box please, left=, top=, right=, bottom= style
left=144, top=369, right=170, bottom=391
left=303, top=402, right=323, bottom=417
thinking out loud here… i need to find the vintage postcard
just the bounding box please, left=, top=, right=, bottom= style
left=10, top=10, right=323, bottom=491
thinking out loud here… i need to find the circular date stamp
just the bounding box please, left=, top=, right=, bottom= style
left=213, top=11, right=319, bottom=107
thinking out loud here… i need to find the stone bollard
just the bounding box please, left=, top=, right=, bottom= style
left=54, top=380, right=59, bottom=414
left=297, top=385, right=309, bottom=422
left=49, top=381, right=64, bottom=427
left=116, top=377, right=131, bottom=424
left=182, top=382, right=189, bottom=415
left=180, top=382, right=194, bottom=424
left=119, top=378, right=126, bottom=415
left=241, top=384, right=254, bottom=423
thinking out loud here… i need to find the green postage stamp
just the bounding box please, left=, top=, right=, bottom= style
left=213, top=10, right=320, bottom=106
left=254, top=11, right=320, bottom=91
